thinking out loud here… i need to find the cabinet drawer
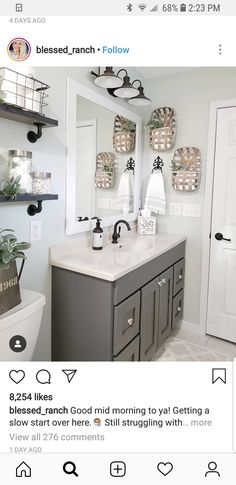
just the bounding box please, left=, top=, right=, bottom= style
left=113, top=336, right=140, bottom=361
left=172, top=289, right=184, bottom=329
left=113, top=291, right=140, bottom=356
left=173, top=258, right=185, bottom=296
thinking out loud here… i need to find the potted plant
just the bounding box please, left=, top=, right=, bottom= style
left=0, top=228, right=31, bottom=315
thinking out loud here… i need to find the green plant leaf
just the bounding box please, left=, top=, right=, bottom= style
left=1, top=252, right=12, bottom=264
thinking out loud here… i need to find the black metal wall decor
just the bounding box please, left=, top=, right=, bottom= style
left=152, top=156, right=164, bottom=173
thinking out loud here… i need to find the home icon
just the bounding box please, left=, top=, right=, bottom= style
left=16, top=461, right=31, bottom=478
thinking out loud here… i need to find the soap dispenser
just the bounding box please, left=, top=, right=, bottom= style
left=92, top=217, right=103, bottom=250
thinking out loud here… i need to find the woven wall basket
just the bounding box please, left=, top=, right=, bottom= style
left=172, top=147, right=201, bottom=192
left=149, top=107, right=176, bottom=151
left=95, top=152, right=115, bottom=189
left=113, top=115, right=136, bottom=153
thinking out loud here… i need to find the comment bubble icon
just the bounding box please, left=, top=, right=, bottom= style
left=36, top=369, right=51, bottom=384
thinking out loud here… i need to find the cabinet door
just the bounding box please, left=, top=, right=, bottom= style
left=113, top=291, right=140, bottom=356
left=173, top=258, right=185, bottom=296
left=158, top=267, right=173, bottom=347
left=113, top=336, right=140, bottom=361
left=172, top=289, right=184, bottom=329
left=140, top=278, right=159, bottom=361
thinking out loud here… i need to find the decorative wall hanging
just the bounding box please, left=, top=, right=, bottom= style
left=113, top=115, right=136, bottom=153
left=95, top=152, right=116, bottom=189
left=171, top=147, right=201, bottom=192
left=148, top=107, right=176, bottom=151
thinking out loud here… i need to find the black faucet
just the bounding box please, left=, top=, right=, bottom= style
left=112, top=219, right=131, bottom=244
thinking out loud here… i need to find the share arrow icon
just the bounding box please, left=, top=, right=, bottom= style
left=62, top=369, right=77, bottom=383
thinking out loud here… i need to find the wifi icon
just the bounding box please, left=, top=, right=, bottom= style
left=138, top=3, right=147, bottom=11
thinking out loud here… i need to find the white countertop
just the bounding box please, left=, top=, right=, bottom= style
left=50, top=232, right=186, bottom=282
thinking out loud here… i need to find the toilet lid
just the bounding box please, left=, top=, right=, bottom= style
left=0, top=289, right=46, bottom=331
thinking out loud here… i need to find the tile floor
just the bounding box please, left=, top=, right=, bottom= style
left=153, top=328, right=236, bottom=361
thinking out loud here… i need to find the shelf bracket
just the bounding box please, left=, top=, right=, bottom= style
left=27, top=200, right=43, bottom=216
left=27, top=123, right=44, bottom=143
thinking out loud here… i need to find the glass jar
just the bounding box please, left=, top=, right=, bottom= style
left=8, top=150, right=32, bottom=193
left=31, top=171, right=51, bottom=194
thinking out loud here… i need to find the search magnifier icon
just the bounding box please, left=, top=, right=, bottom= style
left=63, top=461, right=78, bottom=477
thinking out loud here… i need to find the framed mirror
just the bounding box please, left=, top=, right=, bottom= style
left=66, top=78, right=142, bottom=235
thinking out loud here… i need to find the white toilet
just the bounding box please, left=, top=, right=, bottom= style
left=0, top=289, right=46, bottom=361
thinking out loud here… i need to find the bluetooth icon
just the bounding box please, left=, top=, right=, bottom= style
left=127, top=3, right=133, bottom=12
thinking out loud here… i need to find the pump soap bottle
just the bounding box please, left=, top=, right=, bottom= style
left=92, top=217, right=103, bottom=250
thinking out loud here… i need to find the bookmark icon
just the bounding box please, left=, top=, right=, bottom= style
left=62, top=369, right=77, bottom=383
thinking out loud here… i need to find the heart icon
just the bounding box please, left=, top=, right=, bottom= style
left=9, top=370, right=25, bottom=384
left=157, top=462, right=173, bottom=476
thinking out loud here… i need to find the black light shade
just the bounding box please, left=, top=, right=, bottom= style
left=94, top=67, right=123, bottom=88
left=114, top=74, right=139, bottom=99
left=128, top=85, right=151, bottom=106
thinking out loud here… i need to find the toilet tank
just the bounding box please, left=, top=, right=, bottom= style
left=0, top=289, right=46, bottom=361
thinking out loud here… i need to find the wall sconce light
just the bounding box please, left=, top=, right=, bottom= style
left=91, top=67, right=123, bottom=88
left=128, top=80, right=151, bottom=106
left=113, top=69, right=140, bottom=98
left=90, top=67, right=151, bottom=107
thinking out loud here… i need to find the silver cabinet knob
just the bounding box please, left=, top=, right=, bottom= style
left=178, top=274, right=183, bottom=280
left=157, top=281, right=163, bottom=286
left=162, top=278, right=167, bottom=284
left=127, top=318, right=134, bottom=326
left=177, top=306, right=182, bottom=312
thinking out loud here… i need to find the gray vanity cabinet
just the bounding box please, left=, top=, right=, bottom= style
left=158, top=267, right=173, bottom=347
left=52, top=241, right=185, bottom=362
left=140, top=267, right=173, bottom=361
left=140, top=279, right=159, bottom=361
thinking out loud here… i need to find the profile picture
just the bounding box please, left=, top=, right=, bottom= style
left=7, top=38, right=31, bottom=61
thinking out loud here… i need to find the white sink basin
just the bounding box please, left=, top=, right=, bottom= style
left=112, top=237, right=154, bottom=253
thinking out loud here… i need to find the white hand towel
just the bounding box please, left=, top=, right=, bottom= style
left=117, top=171, right=134, bottom=214
left=144, top=171, right=166, bottom=215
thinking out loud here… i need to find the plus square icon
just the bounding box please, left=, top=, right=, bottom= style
left=110, top=461, right=126, bottom=477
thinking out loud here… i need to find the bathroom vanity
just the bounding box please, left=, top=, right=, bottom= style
left=51, top=233, right=185, bottom=361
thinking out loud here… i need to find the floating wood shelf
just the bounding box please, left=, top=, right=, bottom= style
left=0, top=103, right=58, bottom=143
left=0, top=194, right=58, bottom=216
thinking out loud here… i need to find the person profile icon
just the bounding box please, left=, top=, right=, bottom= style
left=14, top=339, right=22, bottom=349
left=7, top=38, right=31, bottom=62
left=205, top=461, right=220, bottom=477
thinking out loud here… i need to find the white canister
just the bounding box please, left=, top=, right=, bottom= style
left=8, top=150, right=32, bottom=194
left=31, top=172, right=51, bottom=194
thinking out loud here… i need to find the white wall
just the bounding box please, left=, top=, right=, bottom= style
left=0, top=66, right=144, bottom=360
left=142, top=67, right=236, bottom=327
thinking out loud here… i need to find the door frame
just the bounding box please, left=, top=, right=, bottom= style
left=199, top=98, right=236, bottom=335
left=76, top=119, right=97, bottom=219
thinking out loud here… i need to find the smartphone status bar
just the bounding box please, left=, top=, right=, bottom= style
left=2, top=0, right=236, bottom=16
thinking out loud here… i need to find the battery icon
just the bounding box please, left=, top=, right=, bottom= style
left=180, top=3, right=187, bottom=11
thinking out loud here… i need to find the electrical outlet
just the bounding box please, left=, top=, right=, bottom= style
left=169, top=203, right=182, bottom=216
left=30, top=220, right=41, bottom=241
left=182, top=203, right=201, bottom=217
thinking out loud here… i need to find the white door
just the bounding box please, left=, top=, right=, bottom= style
left=76, top=120, right=96, bottom=219
left=207, top=107, right=236, bottom=342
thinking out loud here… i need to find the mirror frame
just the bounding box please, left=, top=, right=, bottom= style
left=66, top=78, right=142, bottom=235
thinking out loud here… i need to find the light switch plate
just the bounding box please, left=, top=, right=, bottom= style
left=30, top=220, right=41, bottom=241
left=182, top=203, right=201, bottom=217
left=170, top=203, right=182, bottom=216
